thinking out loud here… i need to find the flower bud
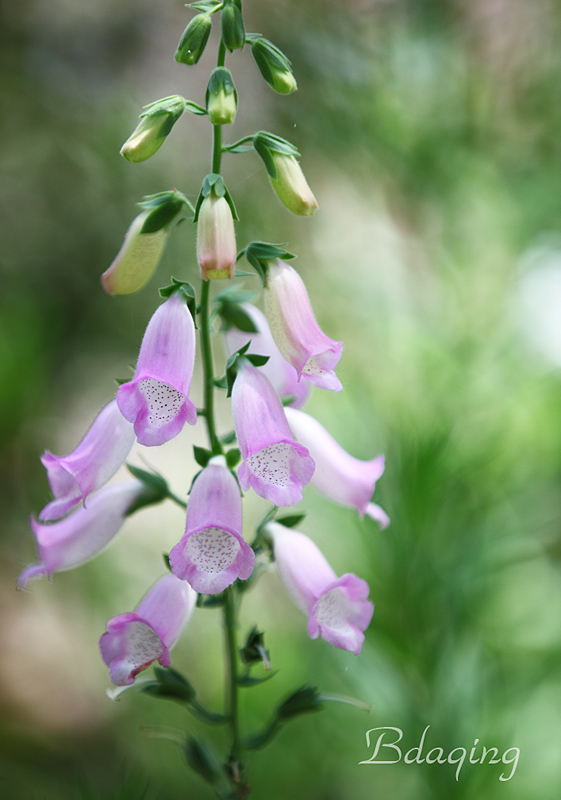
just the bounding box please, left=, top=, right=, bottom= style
left=101, top=212, right=166, bottom=296
left=270, top=153, right=318, bottom=216
left=197, top=192, right=237, bottom=280
left=175, top=13, right=212, bottom=66
left=102, top=191, right=191, bottom=295
left=221, top=2, right=245, bottom=52
left=120, top=96, right=186, bottom=163
left=251, top=37, right=297, bottom=95
left=206, top=67, right=238, bottom=126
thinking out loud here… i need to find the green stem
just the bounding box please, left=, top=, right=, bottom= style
left=224, top=586, right=243, bottom=776
left=199, top=279, right=221, bottom=454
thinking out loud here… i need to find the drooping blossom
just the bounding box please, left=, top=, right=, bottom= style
left=267, top=522, right=374, bottom=655
left=117, top=291, right=197, bottom=446
left=18, top=481, right=145, bottom=589
left=223, top=303, right=311, bottom=408
left=269, top=153, right=318, bottom=216
left=99, top=573, right=197, bottom=686
left=197, top=193, right=237, bottom=280
left=39, top=399, right=135, bottom=522
left=170, top=456, right=254, bottom=594
left=264, top=259, right=343, bottom=391
left=232, top=360, right=315, bottom=506
left=284, top=407, right=389, bottom=528
left=101, top=211, right=167, bottom=296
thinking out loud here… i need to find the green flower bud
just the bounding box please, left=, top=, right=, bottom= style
left=101, top=212, right=167, bottom=295
left=206, top=67, right=238, bottom=125
left=101, top=191, right=192, bottom=295
left=269, top=153, right=318, bottom=216
left=221, top=2, right=245, bottom=52
left=175, top=14, right=212, bottom=66
left=251, top=37, right=297, bottom=95
left=120, top=96, right=186, bottom=163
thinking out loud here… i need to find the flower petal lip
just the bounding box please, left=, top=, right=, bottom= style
left=284, top=406, right=389, bottom=527
left=38, top=399, right=136, bottom=522
left=264, top=259, right=343, bottom=392
left=169, top=457, right=255, bottom=594
left=267, top=522, right=374, bottom=654
left=99, top=573, right=197, bottom=686
left=232, top=360, right=315, bottom=506
left=223, top=303, right=311, bottom=409
left=116, top=292, right=197, bottom=446
left=17, top=481, right=145, bottom=589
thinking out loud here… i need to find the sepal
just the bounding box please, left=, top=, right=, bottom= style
left=240, top=241, right=295, bottom=286
left=138, top=190, right=194, bottom=233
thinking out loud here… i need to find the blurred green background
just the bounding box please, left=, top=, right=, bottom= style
left=2, top=0, right=561, bottom=797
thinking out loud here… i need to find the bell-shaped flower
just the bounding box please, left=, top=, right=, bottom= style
left=99, top=573, right=197, bottom=686
left=270, top=153, right=318, bottom=217
left=197, top=192, right=237, bottom=280
left=39, top=399, right=135, bottom=522
left=267, top=522, right=374, bottom=655
left=284, top=407, right=389, bottom=528
left=169, top=456, right=254, bottom=594
left=117, top=292, right=197, bottom=446
left=264, top=259, right=343, bottom=391
left=18, top=481, right=145, bottom=589
left=232, top=360, right=315, bottom=506
left=223, top=304, right=311, bottom=409
left=101, top=211, right=167, bottom=296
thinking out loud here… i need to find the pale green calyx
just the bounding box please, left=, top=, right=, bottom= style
left=206, top=68, right=238, bottom=125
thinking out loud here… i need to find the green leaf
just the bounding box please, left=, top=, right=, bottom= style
left=187, top=0, right=222, bottom=11
left=225, top=448, right=241, bottom=468
left=184, top=737, right=223, bottom=786
left=246, top=353, right=269, bottom=367
left=159, top=278, right=198, bottom=325
left=240, top=626, right=271, bottom=668
left=185, top=100, right=208, bottom=115
left=276, top=513, right=306, bottom=528
left=238, top=671, right=278, bottom=687
left=277, top=686, right=322, bottom=721
left=193, top=445, right=212, bottom=468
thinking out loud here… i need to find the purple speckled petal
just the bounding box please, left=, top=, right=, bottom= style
left=264, top=259, right=343, bottom=391
left=39, top=400, right=135, bottom=522
left=284, top=407, right=389, bottom=527
left=99, top=573, right=197, bottom=686
left=232, top=361, right=314, bottom=506
left=268, top=522, right=374, bottom=655
left=308, top=574, right=374, bottom=655
left=169, top=457, right=255, bottom=594
left=117, top=292, right=197, bottom=446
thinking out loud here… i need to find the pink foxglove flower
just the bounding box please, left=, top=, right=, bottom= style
left=232, top=360, right=315, bottom=506
left=170, top=456, right=254, bottom=594
left=223, top=303, right=311, bottom=409
left=18, top=481, right=145, bottom=589
left=99, top=573, right=197, bottom=686
left=117, top=292, right=197, bottom=446
left=39, top=399, right=135, bottom=522
left=267, top=522, right=374, bottom=655
left=264, top=259, right=343, bottom=391
left=284, top=407, right=389, bottom=528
